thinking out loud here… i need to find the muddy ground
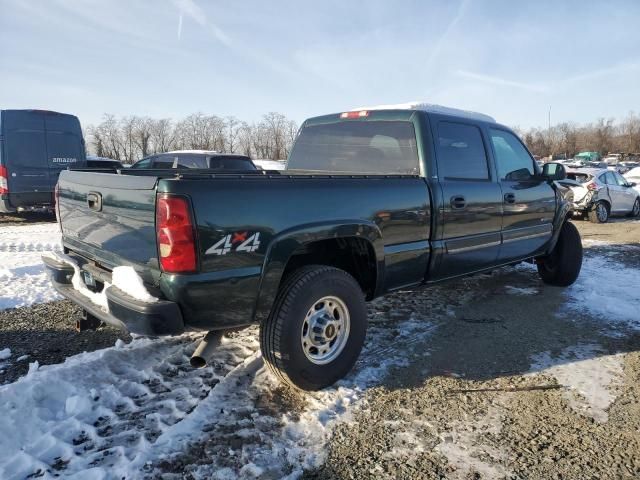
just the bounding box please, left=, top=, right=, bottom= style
left=0, top=217, right=638, bottom=479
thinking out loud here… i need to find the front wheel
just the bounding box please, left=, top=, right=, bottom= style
left=537, top=221, right=583, bottom=287
left=260, top=265, right=367, bottom=391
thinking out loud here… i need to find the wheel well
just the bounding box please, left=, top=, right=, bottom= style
left=281, top=237, right=377, bottom=299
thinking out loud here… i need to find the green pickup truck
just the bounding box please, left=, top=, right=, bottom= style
left=43, top=104, right=582, bottom=390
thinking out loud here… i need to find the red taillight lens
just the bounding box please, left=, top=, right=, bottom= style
left=587, top=182, right=598, bottom=191
left=156, top=195, right=197, bottom=273
left=0, top=165, right=8, bottom=194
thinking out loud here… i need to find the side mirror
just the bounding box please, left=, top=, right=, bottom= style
left=628, top=182, right=637, bottom=187
left=542, top=162, right=567, bottom=181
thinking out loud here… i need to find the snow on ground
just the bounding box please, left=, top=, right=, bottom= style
left=0, top=223, right=61, bottom=310
left=530, top=345, right=624, bottom=423
left=0, top=313, right=436, bottom=479
left=565, top=254, right=640, bottom=332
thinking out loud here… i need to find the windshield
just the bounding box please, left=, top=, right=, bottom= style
left=287, top=120, right=420, bottom=174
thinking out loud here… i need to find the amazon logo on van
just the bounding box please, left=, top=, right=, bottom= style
left=52, top=157, right=78, bottom=164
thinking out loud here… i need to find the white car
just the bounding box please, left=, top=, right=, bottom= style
left=624, top=167, right=640, bottom=196
left=560, top=168, right=640, bottom=222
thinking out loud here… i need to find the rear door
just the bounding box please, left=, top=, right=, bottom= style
left=2, top=111, right=50, bottom=193
left=488, top=128, right=556, bottom=262
left=45, top=113, right=85, bottom=189
left=431, top=120, right=503, bottom=278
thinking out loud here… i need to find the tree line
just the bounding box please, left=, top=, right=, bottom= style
left=514, top=112, right=640, bottom=159
left=87, top=110, right=640, bottom=164
left=87, top=112, right=299, bottom=163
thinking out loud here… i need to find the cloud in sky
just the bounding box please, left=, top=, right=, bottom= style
left=0, top=0, right=639, bottom=129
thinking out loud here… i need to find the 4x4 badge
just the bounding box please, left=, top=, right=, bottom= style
left=206, top=232, right=261, bottom=255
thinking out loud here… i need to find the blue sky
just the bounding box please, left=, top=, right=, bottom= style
left=1, top=0, right=639, bottom=129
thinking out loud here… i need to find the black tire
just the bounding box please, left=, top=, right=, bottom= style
left=588, top=201, right=609, bottom=223
left=627, top=197, right=640, bottom=217
left=537, top=221, right=583, bottom=287
left=260, top=265, right=367, bottom=391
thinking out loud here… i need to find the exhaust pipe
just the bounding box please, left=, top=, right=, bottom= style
left=190, top=331, right=224, bottom=368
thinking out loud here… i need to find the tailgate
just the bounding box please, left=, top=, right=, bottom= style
left=58, top=170, right=159, bottom=282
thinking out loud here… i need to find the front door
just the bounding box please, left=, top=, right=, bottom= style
left=431, top=120, right=503, bottom=279
left=488, top=128, right=556, bottom=262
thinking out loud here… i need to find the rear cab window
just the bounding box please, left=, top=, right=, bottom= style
left=287, top=120, right=420, bottom=174
left=435, top=122, right=489, bottom=180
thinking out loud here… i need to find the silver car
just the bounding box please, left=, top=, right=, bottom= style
left=560, top=168, right=640, bottom=223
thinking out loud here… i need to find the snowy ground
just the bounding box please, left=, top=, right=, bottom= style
left=0, top=220, right=639, bottom=479
left=0, top=223, right=61, bottom=309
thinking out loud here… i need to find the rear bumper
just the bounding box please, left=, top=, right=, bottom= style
left=1, top=192, right=53, bottom=212
left=42, top=255, right=185, bottom=336
left=0, top=195, right=16, bottom=213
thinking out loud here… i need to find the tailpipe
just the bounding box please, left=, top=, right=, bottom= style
left=190, top=331, right=223, bottom=368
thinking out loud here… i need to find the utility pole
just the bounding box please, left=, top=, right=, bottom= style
left=548, top=106, right=551, bottom=131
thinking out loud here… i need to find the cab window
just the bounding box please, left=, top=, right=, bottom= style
left=436, top=122, right=489, bottom=180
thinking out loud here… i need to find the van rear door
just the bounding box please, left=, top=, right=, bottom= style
left=45, top=112, right=85, bottom=189
left=2, top=111, right=50, bottom=194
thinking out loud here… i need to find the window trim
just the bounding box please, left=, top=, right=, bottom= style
left=435, top=120, right=492, bottom=182
left=488, top=127, right=538, bottom=182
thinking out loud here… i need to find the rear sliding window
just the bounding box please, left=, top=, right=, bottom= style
left=287, top=121, right=419, bottom=174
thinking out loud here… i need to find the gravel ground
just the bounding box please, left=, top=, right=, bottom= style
left=0, top=301, right=130, bottom=384
left=304, top=219, right=640, bottom=480
left=0, top=218, right=638, bottom=479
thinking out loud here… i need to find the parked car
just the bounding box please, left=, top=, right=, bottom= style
left=624, top=167, right=640, bottom=196
left=0, top=109, right=85, bottom=213
left=574, top=151, right=602, bottom=163
left=44, top=103, right=581, bottom=391
left=560, top=168, right=640, bottom=222
left=130, top=150, right=257, bottom=171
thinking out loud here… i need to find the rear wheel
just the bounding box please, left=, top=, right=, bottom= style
left=260, top=265, right=367, bottom=391
left=627, top=197, right=640, bottom=217
left=588, top=201, right=609, bottom=223
left=537, top=221, right=583, bottom=287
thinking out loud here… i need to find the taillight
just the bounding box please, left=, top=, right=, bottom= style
left=156, top=195, right=197, bottom=273
left=587, top=182, right=598, bottom=191
left=0, top=165, right=8, bottom=194
left=340, top=110, right=369, bottom=119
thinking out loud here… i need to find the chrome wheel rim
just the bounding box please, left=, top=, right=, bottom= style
left=301, top=296, right=350, bottom=365
left=596, top=203, right=607, bottom=222
left=633, top=200, right=640, bottom=216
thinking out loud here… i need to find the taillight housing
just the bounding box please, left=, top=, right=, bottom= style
left=156, top=195, right=197, bottom=273
left=586, top=182, right=598, bottom=191
left=0, top=165, right=8, bottom=194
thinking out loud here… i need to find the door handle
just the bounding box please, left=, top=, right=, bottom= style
left=450, top=195, right=466, bottom=209
left=504, top=193, right=516, bottom=204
